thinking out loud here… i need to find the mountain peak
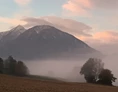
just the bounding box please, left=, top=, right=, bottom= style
left=16, top=25, right=24, bottom=28
left=33, top=25, right=55, bottom=30
left=10, top=25, right=26, bottom=32
left=0, top=25, right=26, bottom=42
left=28, top=25, right=57, bottom=34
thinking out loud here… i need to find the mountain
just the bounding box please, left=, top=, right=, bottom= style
left=0, top=25, right=26, bottom=47
left=0, top=25, right=102, bottom=60
left=0, top=32, right=6, bottom=40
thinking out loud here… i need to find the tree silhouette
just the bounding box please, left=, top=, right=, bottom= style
left=5, top=56, right=17, bottom=75
left=15, top=61, right=29, bottom=76
left=0, top=58, right=4, bottom=73
left=80, top=58, right=104, bottom=83
left=0, top=56, right=29, bottom=76
left=97, top=69, right=117, bottom=86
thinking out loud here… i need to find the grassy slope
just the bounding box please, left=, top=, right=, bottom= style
left=0, top=74, right=118, bottom=92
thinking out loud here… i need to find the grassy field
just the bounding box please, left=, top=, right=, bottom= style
left=26, top=75, right=65, bottom=81
left=0, top=74, right=118, bottom=92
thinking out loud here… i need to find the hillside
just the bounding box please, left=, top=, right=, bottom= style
left=0, top=74, right=118, bottom=92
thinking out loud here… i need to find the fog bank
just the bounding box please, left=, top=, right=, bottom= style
left=24, top=54, right=118, bottom=86
left=25, top=60, right=85, bottom=82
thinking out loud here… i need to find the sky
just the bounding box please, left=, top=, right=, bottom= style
left=0, top=0, right=118, bottom=52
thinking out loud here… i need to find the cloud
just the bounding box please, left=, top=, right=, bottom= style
left=91, top=0, right=118, bottom=9
left=0, top=16, right=27, bottom=26
left=22, top=16, right=92, bottom=37
left=14, top=0, right=32, bottom=6
left=62, top=0, right=92, bottom=16
left=76, top=30, right=118, bottom=55
left=93, top=31, right=118, bottom=42
left=62, top=0, right=118, bottom=16
left=22, top=17, right=53, bottom=28
left=78, top=31, right=118, bottom=45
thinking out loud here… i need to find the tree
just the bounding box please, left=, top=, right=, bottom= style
left=4, top=56, right=17, bottom=75
left=97, top=69, right=117, bottom=86
left=15, top=61, right=29, bottom=76
left=0, top=58, right=4, bottom=73
left=80, top=58, right=104, bottom=83
left=1, top=56, right=29, bottom=76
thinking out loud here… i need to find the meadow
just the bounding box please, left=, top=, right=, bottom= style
left=0, top=74, right=118, bottom=92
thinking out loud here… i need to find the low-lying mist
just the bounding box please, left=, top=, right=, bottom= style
left=25, top=59, right=86, bottom=82
left=103, top=54, right=118, bottom=86
left=24, top=54, right=118, bottom=86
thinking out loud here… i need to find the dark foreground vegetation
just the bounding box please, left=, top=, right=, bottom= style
left=0, top=56, right=29, bottom=76
left=80, top=58, right=117, bottom=86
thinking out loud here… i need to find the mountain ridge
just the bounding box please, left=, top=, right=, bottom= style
left=0, top=25, right=102, bottom=60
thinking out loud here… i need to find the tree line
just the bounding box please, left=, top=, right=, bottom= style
left=0, top=56, right=29, bottom=76
left=80, top=58, right=117, bottom=86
